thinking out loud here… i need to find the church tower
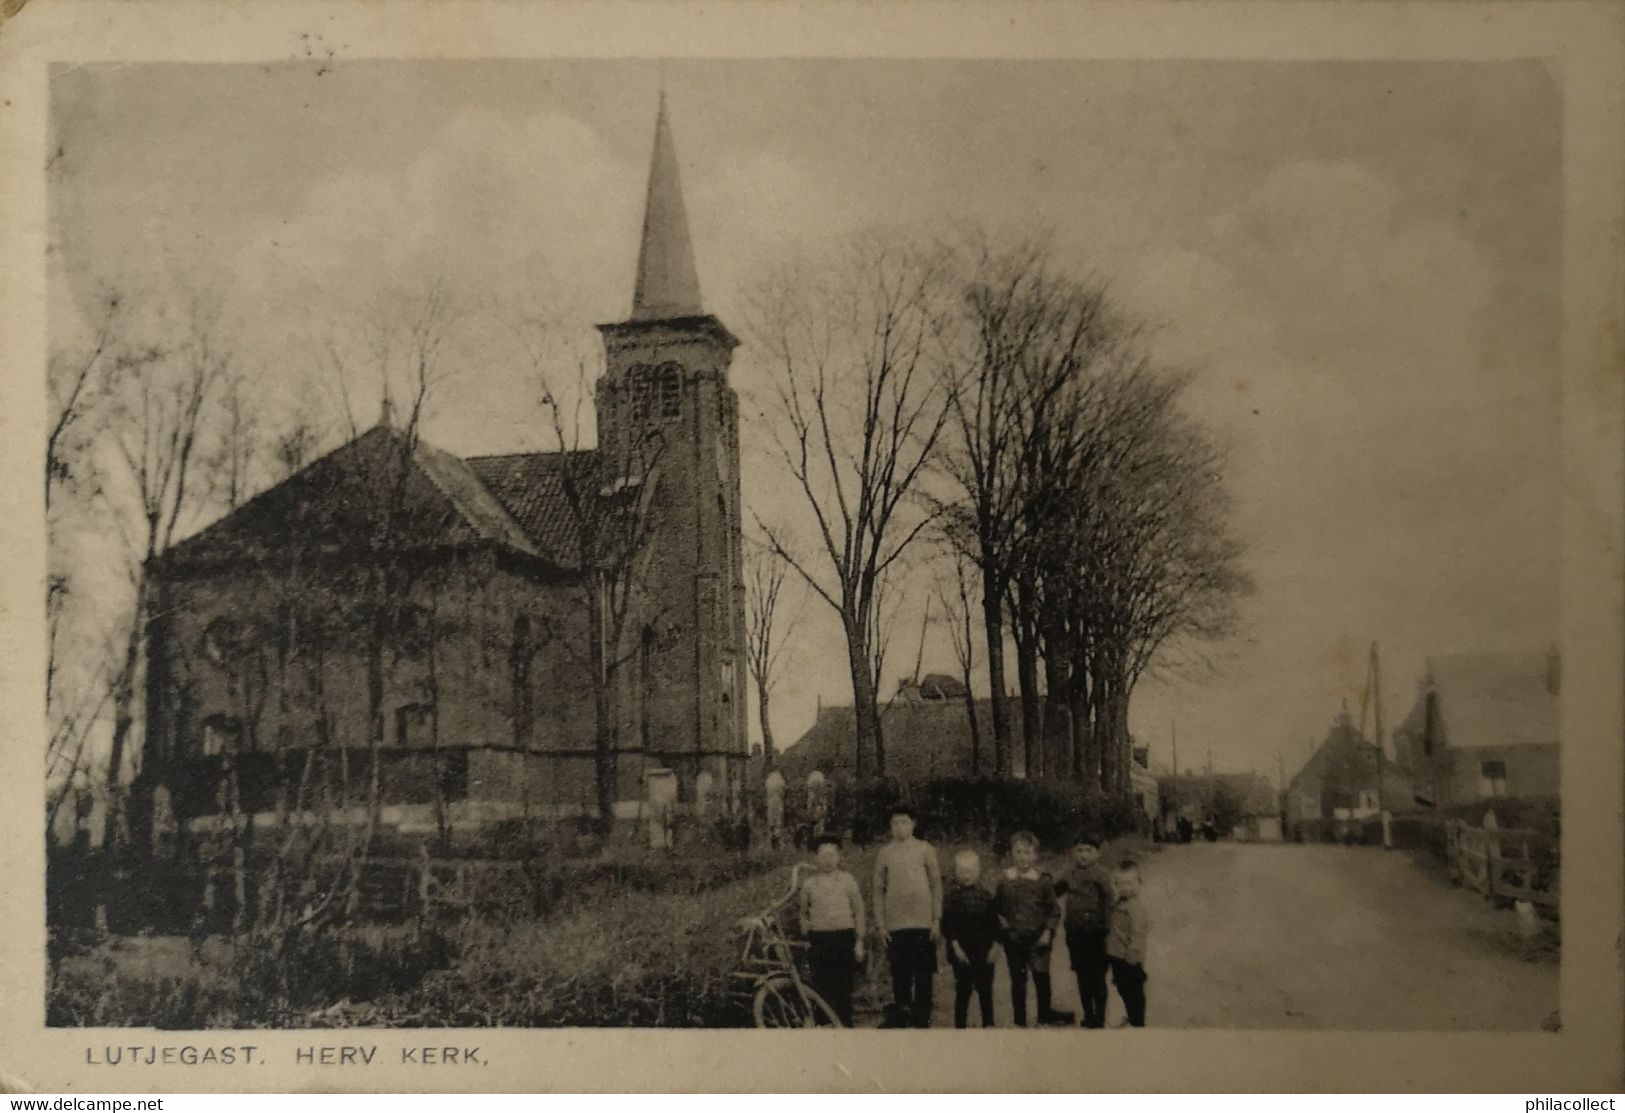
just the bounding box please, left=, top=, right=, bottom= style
left=595, top=96, right=748, bottom=813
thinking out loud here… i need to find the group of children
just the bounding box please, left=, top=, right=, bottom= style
left=796, top=802, right=1149, bottom=1029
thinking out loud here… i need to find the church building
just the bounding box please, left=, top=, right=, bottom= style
left=135, top=100, right=749, bottom=842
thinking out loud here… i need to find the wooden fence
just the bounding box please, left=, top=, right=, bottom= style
left=1445, top=820, right=1559, bottom=913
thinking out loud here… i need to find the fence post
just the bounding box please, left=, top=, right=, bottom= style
left=1486, top=824, right=1503, bottom=900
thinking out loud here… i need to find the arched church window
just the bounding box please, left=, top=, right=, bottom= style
left=628, top=363, right=654, bottom=425
left=395, top=702, right=435, bottom=749
left=201, top=714, right=242, bottom=757
left=639, top=625, right=657, bottom=750
left=627, top=363, right=682, bottom=425
left=511, top=615, right=533, bottom=746
left=201, top=617, right=242, bottom=665
left=656, top=362, right=682, bottom=419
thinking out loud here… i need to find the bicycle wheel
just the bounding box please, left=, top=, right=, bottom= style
left=752, top=974, right=842, bottom=1028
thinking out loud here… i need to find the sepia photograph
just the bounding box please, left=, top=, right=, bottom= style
left=5, top=0, right=1624, bottom=1093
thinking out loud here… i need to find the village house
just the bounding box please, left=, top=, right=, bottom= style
left=131, top=100, right=749, bottom=843
left=1391, top=650, right=1560, bottom=807
left=778, top=685, right=1161, bottom=828
left=1284, top=706, right=1413, bottom=842
left=1159, top=770, right=1281, bottom=841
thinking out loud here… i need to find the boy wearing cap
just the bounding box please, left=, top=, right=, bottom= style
left=872, top=802, right=942, bottom=1028
left=1057, top=833, right=1113, bottom=1028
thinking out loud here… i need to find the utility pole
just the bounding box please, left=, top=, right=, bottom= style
left=912, top=596, right=932, bottom=686
left=1371, top=641, right=1391, bottom=849
left=1171, top=719, right=1178, bottom=778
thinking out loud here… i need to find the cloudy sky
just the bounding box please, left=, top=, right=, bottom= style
left=49, top=58, right=1562, bottom=783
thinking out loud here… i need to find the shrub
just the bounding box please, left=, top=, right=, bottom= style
left=48, top=922, right=458, bottom=1028
left=47, top=846, right=801, bottom=1028
left=859, top=776, right=1142, bottom=850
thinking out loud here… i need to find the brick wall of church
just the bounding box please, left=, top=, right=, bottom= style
left=145, top=552, right=611, bottom=813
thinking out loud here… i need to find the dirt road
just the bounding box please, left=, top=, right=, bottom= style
left=918, top=842, right=1557, bottom=1030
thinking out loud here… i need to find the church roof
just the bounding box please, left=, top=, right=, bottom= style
left=161, top=425, right=575, bottom=569
left=465, top=450, right=595, bottom=568
left=410, top=438, right=544, bottom=556
left=630, top=95, right=704, bottom=322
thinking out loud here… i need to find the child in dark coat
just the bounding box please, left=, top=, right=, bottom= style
left=941, top=849, right=999, bottom=1028
left=1057, top=834, right=1113, bottom=1028
left=994, top=830, right=1074, bottom=1027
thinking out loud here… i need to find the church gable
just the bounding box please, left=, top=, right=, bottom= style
left=164, top=425, right=544, bottom=568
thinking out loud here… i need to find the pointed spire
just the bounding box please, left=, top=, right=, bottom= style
left=378, top=393, right=394, bottom=429
left=631, top=93, right=703, bottom=321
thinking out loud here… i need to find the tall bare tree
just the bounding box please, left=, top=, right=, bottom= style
left=189, top=287, right=467, bottom=938
left=935, top=240, right=1121, bottom=777
left=97, top=298, right=230, bottom=848
left=751, top=235, right=954, bottom=779
left=744, top=541, right=802, bottom=769
left=932, top=547, right=983, bottom=775
left=934, top=239, right=1248, bottom=796
left=513, top=313, right=669, bottom=825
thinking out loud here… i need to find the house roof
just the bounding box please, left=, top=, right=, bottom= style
left=161, top=425, right=593, bottom=571
left=895, top=673, right=969, bottom=701
left=1286, top=716, right=1411, bottom=801
left=1163, top=771, right=1278, bottom=817
left=1424, top=650, right=1559, bottom=749
left=778, top=699, right=1025, bottom=784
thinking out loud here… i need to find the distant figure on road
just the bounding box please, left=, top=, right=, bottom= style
left=1177, top=816, right=1194, bottom=844
left=1106, top=859, right=1150, bottom=1027
left=873, top=802, right=942, bottom=1028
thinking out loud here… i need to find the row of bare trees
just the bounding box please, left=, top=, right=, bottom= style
left=747, top=234, right=1251, bottom=797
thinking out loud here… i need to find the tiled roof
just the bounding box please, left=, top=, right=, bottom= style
left=161, top=426, right=593, bottom=570
left=1426, top=650, right=1559, bottom=749
left=465, top=450, right=598, bottom=569
left=412, top=439, right=540, bottom=557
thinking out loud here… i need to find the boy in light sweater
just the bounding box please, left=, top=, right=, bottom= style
left=799, top=834, right=866, bottom=1026
left=872, top=802, right=942, bottom=1028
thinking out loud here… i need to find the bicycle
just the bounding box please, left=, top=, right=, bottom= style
left=729, top=862, right=843, bottom=1028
